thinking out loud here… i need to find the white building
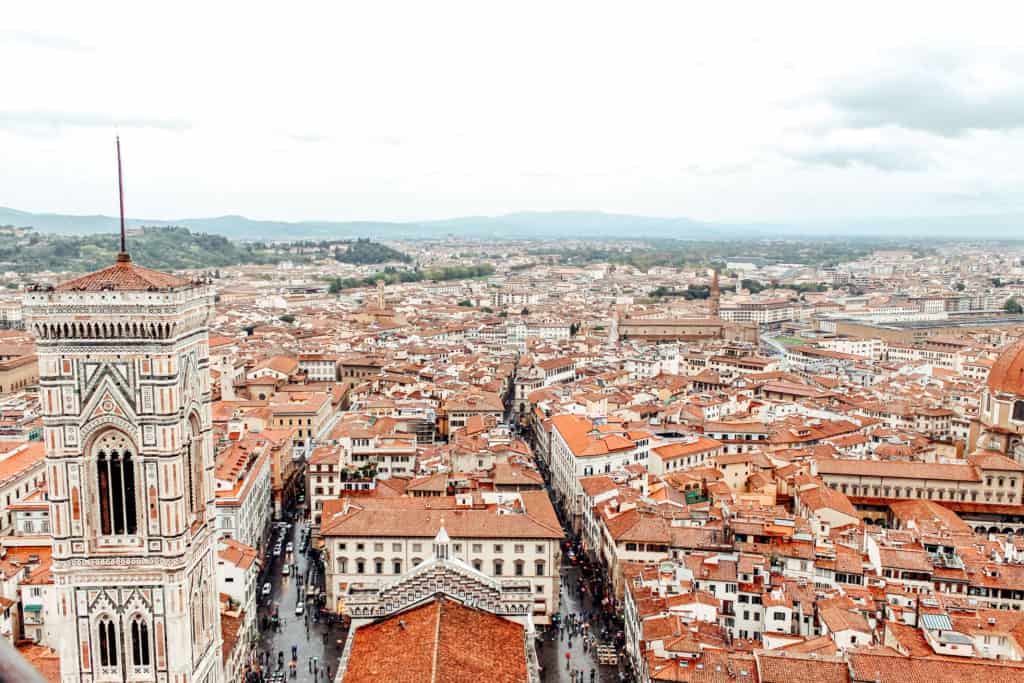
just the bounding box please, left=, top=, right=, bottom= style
left=320, top=491, right=563, bottom=625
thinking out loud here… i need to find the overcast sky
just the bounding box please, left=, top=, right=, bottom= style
left=4, top=2, right=1024, bottom=224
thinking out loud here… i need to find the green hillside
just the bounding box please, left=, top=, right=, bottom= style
left=0, top=225, right=289, bottom=273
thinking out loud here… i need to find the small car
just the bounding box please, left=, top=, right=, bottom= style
left=282, top=565, right=290, bottom=576
left=295, top=603, right=305, bottom=616
left=262, top=582, right=271, bottom=597
left=285, top=542, right=293, bottom=553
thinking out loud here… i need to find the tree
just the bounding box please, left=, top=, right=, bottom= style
left=458, top=299, right=472, bottom=307
left=328, top=279, right=343, bottom=295
left=955, top=281, right=965, bottom=291
left=279, top=314, right=296, bottom=324
left=1005, top=297, right=1023, bottom=314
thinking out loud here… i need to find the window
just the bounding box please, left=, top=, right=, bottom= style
left=773, top=611, right=786, bottom=621
left=494, top=560, right=503, bottom=576
left=374, top=559, right=383, bottom=574
left=515, top=561, right=525, bottom=576
left=1013, top=401, right=1024, bottom=422
left=514, top=544, right=524, bottom=554
left=356, top=560, right=365, bottom=574
left=393, top=560, right=402, bottom=574
left=536, top=544, right=544, bottom=554
left=473, top=560, right=482, bottom=571
left=494, top=544, right=503, bottom=553
left=374, top=543, right=384, bottom=552
left=453, top=543, right=462, bottom=552
left=392, top=543, right=402, bottom=552
left=131, top=615, right=150, bottom=667
left=94, top=431, right=138, bottom=536
left=536, top=560, right=546, bottom=575
left=185, top=416, right=204, bottom=519
left=412, top=557, right=422, bottom=567
left=356, top=543, right=365, bottom=551
left=412, top=543, right=422, bottom=552
left=98, top=617, right=117, bottom=667
left=625, top=543, right=637, bottom=552
left=338, top=543, right=347, bottom=551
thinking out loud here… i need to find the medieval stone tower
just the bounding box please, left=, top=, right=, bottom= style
left=24, top=251, right=224, bottom=683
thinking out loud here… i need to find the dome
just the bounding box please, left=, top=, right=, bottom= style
left=987, top=339, right=1024, bottom=396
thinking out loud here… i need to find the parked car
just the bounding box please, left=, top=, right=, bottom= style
left=262, top=582, right=271, bottom=597
left=273, top=545, right=282, bottom=556
left=285, top=542, right=293, bottom=553
left=295, top=603, right=305, bottom=616
left=282, top=565, right=290, bottom=576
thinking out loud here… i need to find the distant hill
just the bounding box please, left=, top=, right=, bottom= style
left=1, top=206, right=1022, bottom=241
left=0, top=225, right=288, bottom=273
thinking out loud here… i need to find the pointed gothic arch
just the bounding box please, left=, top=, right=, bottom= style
left=97, top=615, right=118, bottom=667
left=130, top=613, right=151, bottom=667
left=185, top=412, right=204, bottom=520
left=90, top=429, right=140, bottom=537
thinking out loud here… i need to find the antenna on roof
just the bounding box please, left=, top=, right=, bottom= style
left=116, top=136, right=130, bottom=263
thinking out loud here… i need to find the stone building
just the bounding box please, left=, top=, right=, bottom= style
left=23, top=251, right=224, bottom=683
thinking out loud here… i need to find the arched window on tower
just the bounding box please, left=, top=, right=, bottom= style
left=98, top=617, right=118, bottom=667
left=94, top=431, right=138, bottom=537
left=130, top=615, right=150, bottom=667
left=185, top=416, right=205, bottom=521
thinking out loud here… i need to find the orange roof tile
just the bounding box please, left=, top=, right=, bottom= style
left=56, top=257, right=191, bottom=292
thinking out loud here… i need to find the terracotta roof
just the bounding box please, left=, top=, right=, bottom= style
left=756, top=651, right=847, bottom=683
left=55, top=256, right=192, bottom=292
left=342, top=597, right=528, bottom=683
left=847, top=650, right=1024, bottom=682
left=987, top=338, right=1024, bottom=395
left=815, top=458, right=980, bottom=482
left=321, top=492, right=562, bottom=540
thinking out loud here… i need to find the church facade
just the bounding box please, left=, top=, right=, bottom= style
left=24, top=254, right=224, bottom=683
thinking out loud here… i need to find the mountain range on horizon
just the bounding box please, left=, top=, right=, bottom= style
left=1, top=206, right=1022, bottom=242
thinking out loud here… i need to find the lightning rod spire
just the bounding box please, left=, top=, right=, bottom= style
left=116, top=136, right=130, bottom=263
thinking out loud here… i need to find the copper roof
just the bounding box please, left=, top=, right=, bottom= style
left=55, top=255, right=192, bottom=292
left=987, top=338, right=1024, bottom=395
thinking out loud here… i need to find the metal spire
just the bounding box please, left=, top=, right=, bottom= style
left=116, top=136, right=130, bottom=263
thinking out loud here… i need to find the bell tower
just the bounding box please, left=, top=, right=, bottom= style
left=23, top=139, right=223, bottom=683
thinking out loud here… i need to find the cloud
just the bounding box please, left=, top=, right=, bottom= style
left=824, top=62, right=1024, bottom=137
left=289, top=133, right=328, bottom=144
left=785, top=139, right=932, bottom=172
left=0, top=29, right=92, bottom=53
left=0, top=110, right=191, bottom=133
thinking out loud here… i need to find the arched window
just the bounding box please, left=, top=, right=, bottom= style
left=536, top=560, right=546, bottom=575
left=356, top=559, right=365, bottom=574
left=494, top=560, right=503, bottom=576
left=473, top=559, right=482, bottom=571
left=94, top=431, right=138, bottom=536
left=515, top=560, right=525, bottom=576
left=393, top=560, right=402, bottom=574
left=374, top=559, right=384, bottom=574
left=98, top=617, right=118, bottom=667
left=131, top=615, right=150, bottom=667
left=185, top=416, right=204, bottom=520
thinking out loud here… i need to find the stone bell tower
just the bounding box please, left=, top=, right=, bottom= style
left=23, top=139, right=223, bottom=683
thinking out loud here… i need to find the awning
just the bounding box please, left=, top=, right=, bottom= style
left=23, top=604, right=42, bottom=612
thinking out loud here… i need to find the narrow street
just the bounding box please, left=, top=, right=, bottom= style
left=531, top=438, right=632, bottom=683
left=253, top=516, right=348, bottom=682
left=536, top=560, right=626, bottom=682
